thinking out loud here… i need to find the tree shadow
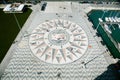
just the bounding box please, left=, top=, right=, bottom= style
left=95, top=62, right=120, bottom=80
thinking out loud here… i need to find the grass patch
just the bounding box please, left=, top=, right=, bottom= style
left=0, top=8, right=32, bottom=63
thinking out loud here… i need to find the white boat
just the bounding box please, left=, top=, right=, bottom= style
left=111, top=17, right=116, bottom=22
left=115, top=17, right=120, bottom=22
left=108, top=17, right=113, bottom=22
left=105, top=17, right=109, bottom=22
left=104, top=24, right=112, bottom=34
left=117, top=18, right=120, bottom=22
left=98, top=18, right=103, bottom=22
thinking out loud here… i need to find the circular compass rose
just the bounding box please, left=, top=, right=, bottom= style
left=29, top=19, right=88, bottom=64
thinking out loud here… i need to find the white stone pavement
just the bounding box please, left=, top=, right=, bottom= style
left=0, top=2, right=118, bottom=80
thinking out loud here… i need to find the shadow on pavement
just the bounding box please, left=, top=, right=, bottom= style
left=95, top=61, right=120, bottom=80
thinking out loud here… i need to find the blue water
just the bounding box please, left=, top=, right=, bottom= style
left=88, top=10, right=120, bottom=58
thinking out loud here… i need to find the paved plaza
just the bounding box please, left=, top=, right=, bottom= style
left=0, top=1, right=118, bottom=80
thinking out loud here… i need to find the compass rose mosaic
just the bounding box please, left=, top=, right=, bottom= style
left=29, top=19, right=88, bottom=64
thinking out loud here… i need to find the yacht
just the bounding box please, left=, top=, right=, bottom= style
left=111, top=17, right=117, bottom=22
left=109, top=17, right=113, bottom=22
left=98, top=18, right=103, bottom=22
left=115, top=17, right=120, bottom=22
left=104, top=24, right=112, bottom=34
left=105, top=17, right=109, bottom=22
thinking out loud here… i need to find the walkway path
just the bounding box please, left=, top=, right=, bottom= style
left=0, top=2, right=118, bottom=80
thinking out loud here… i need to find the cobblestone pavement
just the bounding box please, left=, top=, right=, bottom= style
left=0, top=2, right=117, bottom=80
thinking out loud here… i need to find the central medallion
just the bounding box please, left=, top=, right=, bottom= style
left=44, top=27, right=74, bottom=49
left=29, top=19, right=88, bottom=64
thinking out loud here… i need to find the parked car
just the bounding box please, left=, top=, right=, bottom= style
left=41, top=2, right=47, bottom=11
